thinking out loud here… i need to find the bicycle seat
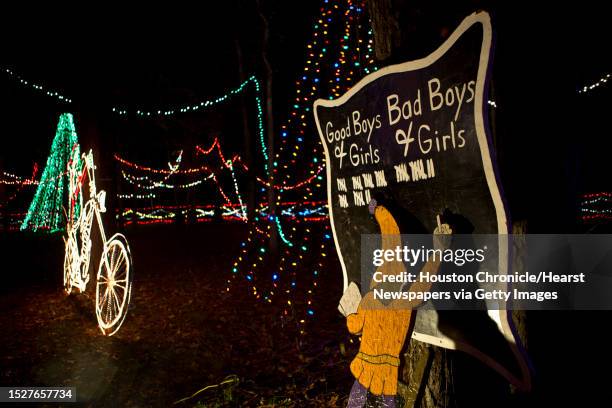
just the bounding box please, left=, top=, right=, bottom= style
left=97, top=191, right=107, bottom=213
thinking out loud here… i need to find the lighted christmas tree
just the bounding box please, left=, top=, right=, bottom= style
left=21, top=113, right=81, bottom=233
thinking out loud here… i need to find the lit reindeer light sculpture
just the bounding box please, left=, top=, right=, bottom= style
left=64, top=148, right=133, bottom=336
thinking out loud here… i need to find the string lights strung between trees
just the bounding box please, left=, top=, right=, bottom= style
left=114, top=132, right=329, bottom=225
left=227, top=0, right=379, bottom=329
left=577, top=72, right=610, bottom=94
left=0, top=0, right=511, bottom=326
left=0, top=164, right=39, bottom=224
left=3, top=67, right=73, bottom=104
left=1, top=2, right=609, bottom=359
left=580, top=192, right=612, bottom=221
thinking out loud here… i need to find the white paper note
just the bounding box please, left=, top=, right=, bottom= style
left=338, top=281, right=362, bottom=317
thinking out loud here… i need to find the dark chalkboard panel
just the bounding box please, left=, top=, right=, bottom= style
left=314, top=11, right=530, bottom=390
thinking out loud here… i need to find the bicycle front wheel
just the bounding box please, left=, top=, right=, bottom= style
left=95, top=234, right=133, bottom=336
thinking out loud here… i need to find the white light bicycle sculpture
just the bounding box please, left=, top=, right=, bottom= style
left=64, top=149, right=133, bottom=336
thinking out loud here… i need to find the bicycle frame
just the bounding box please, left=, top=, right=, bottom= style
left=63, top=148, right=133, bottom=336
left=65, top=150, right=108, bottom=293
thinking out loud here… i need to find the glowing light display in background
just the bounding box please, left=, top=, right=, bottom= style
left=1, top=165, right=39, bottom=186
left=0, top=168, right=36, bottom=230
left=227, top=0, right=378, bottom=328
left=96, top=0, right=379, bottom=325
left=117, top=201, right=328, bottom=225
left=115, top=138, right=249, bottom=222
left=110, top=77, right=270, bottom=226
left=113, top=135, right=329, bottom=226
left=112, top=75, right=269, bottom=167
left=1, top=1, right=609, bottom=329
left=3, top=67, right=73, bottom=104
left=580, top=192, right=612, bottom=222
left=0, top=164, right=39, bottom=216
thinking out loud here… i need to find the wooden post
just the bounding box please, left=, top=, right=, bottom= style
left=235, top=37, right=256, bottom=221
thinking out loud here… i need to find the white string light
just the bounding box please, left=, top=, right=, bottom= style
left=2, top=68, right=267, bottom=165
left=3, top=67, right=73, bottom=104
left=117, top=192, right=157, bottom=199
left=121, top=170, right=214, bottom=189
left=227, top=161, right=247, bottom=221
left=578, top=73, right=610, bottom=94
left=580, top=192, right=612, bottom=221
left=1, top=171, right=39, bottom=185
left=111, top=75, right=260, bottom=118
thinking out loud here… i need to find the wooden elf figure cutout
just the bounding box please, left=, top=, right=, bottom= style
left=342, top=199, right=452, bottom=407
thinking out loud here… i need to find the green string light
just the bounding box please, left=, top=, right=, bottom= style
left=21, top=113, right=81, bottom=233
left=112, top=75, right=269, bottom=168
left=275, top=216, right=293, bottom=247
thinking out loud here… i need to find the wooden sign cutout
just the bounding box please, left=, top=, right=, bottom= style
left=314, top=11, right=531, bottom=390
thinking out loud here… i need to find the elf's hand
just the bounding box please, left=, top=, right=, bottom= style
left=433, top=214, right=452, bottom=251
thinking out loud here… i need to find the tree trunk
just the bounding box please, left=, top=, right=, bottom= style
left=366, top=0, right=402, bottom=61
left=235, top=38, right=256, bottom=221
left=257, top=0, right=278, bottom=252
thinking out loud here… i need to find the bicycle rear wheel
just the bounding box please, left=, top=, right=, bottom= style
left=95, top=234, right=133, bottom=336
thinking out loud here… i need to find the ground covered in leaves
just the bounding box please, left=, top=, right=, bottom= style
left=0, top=224, right=358, bottom=407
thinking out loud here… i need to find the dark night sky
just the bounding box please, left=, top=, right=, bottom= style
left=0, top=1, right=320, bottom=169
left=1, top=1, right=610, bottom=230
left=0, top=1, right=325, bottom=110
